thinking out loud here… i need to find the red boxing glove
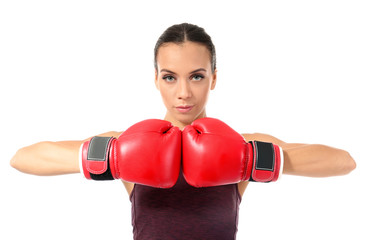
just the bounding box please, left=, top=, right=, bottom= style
left=79, top=119, right=181, bottom=188
left=182, top=118, right=283, bottom=187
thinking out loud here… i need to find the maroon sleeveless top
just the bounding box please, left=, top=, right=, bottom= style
left=130, top=168, right=242, bottom=240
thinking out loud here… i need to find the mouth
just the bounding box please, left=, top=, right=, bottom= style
left=175, top=105, right=194, bottom=113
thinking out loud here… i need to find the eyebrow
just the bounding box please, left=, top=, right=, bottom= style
left=160, top=68, right=207, bottom=74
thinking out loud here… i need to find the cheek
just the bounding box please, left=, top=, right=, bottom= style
left=193, top=83, right=211, bottom=104
left=158, top=84, right=174, bottom=104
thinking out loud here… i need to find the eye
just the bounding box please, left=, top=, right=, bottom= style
left=162, top=75, right=175, bottom=82
left=192, top=74, right=204, bottom=81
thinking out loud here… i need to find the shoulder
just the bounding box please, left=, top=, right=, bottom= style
left=241, top=132, right=286, bottom=146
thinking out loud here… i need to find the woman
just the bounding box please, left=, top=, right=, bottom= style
left=10, top=23, right=356, bottom=240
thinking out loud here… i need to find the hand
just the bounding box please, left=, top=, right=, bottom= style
left=80, top=119, right=182, bottom=188
left=182, top=117, right=283, bottom=187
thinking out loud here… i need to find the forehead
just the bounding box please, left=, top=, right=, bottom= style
left=156, top=41, right=211, bottom=71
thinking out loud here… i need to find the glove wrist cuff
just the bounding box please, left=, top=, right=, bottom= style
left=81, top=136, right=116, bottom=180
left=249, top=141, right=282, bottom=182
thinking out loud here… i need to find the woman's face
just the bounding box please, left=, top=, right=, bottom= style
left=155, top=41, right=217, bottom=128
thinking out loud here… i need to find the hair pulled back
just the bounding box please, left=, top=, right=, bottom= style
left=154, top=23, right=216, bottom=73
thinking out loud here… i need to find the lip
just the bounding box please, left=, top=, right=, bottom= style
left=175, top=105, right=194, bottom=113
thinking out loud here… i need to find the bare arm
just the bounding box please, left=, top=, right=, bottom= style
left=242, top=133, right=356, bottom=177
left=10, top=131, right=122, bottom=176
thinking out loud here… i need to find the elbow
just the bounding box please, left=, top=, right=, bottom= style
left=10, top=142, right=45, bottom=174
left=10, top=148, right=25, bottom=171
left=336, top=150, right=356, bottom=176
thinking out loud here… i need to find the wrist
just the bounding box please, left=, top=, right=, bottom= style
left=249, top=141, right=283, bottom=182
left=80, top=136, right=116, bottom=180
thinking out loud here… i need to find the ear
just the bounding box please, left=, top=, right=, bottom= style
left=210, top=69, right=217, bottom=90
left=154, top=68, right=159, bottom=90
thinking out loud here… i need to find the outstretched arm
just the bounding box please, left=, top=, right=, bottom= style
left=10, top=131, right=122, bottom=176
left=242, top=133, right=356, bottom=177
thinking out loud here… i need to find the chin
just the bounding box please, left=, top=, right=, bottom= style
left=177, top=112, right=205, bottom=125
left=177, top=115, right=195, bottom=125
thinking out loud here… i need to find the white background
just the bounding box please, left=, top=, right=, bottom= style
left=1, top=0, right=367, bottom=239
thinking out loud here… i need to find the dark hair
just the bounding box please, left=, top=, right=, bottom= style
left=154, top=23, right=216, bottom=73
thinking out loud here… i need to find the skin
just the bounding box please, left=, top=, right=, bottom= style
left=10, top=41, right=356, bottom=198
left=154, top=41, right=217, bottom=129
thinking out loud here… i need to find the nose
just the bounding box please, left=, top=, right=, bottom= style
left=177, top=79, right=192, bottom=100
